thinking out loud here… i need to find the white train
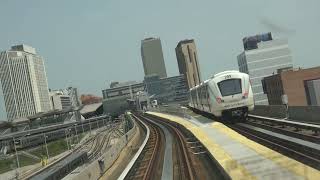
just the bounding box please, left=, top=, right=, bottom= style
left=189, top=70, right=254, bottom=122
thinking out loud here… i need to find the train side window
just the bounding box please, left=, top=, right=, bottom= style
left=201, top=86, right=204, bottom=104
left=202, top=86, right=206, bottom=104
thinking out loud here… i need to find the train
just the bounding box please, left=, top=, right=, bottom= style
left=30, top=151, right=88, bottom=180
left=189, top=70, right=254, bottom=122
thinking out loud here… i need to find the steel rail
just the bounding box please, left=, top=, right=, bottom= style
left=141, top=114, right=195, bottom=180
left=125, top=115, right=162, bottom=180
left=248, top=114, right=320, bottom=134
left=230, top=124, right=320, bottom=170
left=118, top=114, right=150, bottom=180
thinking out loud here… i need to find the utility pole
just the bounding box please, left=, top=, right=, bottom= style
left=89, top=119, right=92, bottom=135
left=13, top=137, right=20, bottom=179
left=43, top=133, right=49, bottom=160
left=81, top=122, right=85, bottom=133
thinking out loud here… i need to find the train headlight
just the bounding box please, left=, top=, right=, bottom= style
left=242, top=92, right=249, bottom=99
left=216, top=97, right=224, bottom=104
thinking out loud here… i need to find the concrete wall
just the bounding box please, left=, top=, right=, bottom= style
left=250, top=105, right=287, bottom=118
left=70, top=117, right=137, bottom=180
left=288, top=106, right=320, bottom=123
left=250, top=105, right=320, bottom=123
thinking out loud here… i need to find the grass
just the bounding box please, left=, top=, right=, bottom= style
left=0, top=157, right=16, bottom=174
left=30, top=139, right=68, bottom=158
left=30, top=133, right=86, bottom=158
left=0, top=132, right=87, bottom=174
left=0, top=155, right=38, bottom=174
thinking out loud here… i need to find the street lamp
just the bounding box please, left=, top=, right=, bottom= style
left=74, top=124, right=79, bottom=144
left=65, top=129, right=70, bottom=150
left=43, top=133, right=49, bottom=160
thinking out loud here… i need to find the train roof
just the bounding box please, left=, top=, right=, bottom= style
left=190, top=79, right=211, bottom=90
left=190, top=70, right=245, bottom=91
left=213, top=70, right=239, bottom=78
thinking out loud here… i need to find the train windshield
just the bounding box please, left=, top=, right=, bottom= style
left=218, top=79, right=242, bottom=96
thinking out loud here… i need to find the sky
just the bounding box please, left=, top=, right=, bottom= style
left=0, top=0, right=319, bottom=120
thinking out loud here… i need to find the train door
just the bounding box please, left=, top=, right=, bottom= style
left=195, top=88, right=200, bottom=108
left=202, top=86, right=207, bottom=111
left=202, top=86, right=206, bottom=111
left=206, top=85, right=211, bottom=112
left=198, top=86, right=204, bottom=111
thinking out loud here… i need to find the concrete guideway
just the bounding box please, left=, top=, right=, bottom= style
left=123, top=114, right=165, bottom=180
left=229, top=123, right=320, bottom=170
left=147, top=111, right=320, bottom=180
left=139, top=115, right=174, bottom=180
left=154, top=120, right=173, bottom=180
left=122, top=113, right=223, bottom=180
left=117, top=114, right=150, bottom=180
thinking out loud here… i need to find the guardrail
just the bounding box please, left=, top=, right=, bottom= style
left=249, top=114, right=320, bottom=134
left=0, top=115, right=109, bottom=141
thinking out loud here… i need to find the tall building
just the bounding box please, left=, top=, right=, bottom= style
left=144, top=74, right=189, bottom=104
left=66, top=87, right=81, bottom=108
left=102, top=81, right=145, bottom=116
left=262, top=67, right=320, bottom=106
left=49, top=90, right=72, bottom=110
left=237, top=32, right=293, bottom=105
left=0, top=45, right=51, bottom=121
left=141, top=37, right=167, bottom=78
left=175, top=39, right=201, bottom=89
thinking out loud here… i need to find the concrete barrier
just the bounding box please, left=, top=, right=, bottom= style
left=288, top=106, right=320, bottom=124
left=69, top=116, right=137, bottom=180
left=250, top=105, right=320, bottom=124
left=250, top=105, right=287, bottom=118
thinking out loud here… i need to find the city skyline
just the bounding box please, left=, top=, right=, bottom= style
left=0, top=0, right=320, bottom=119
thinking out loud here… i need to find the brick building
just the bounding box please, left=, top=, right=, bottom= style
left=262, top=67, right=320, bottom=106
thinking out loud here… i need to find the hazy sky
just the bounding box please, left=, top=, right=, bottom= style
left=0, top=0, right=319, bottom=120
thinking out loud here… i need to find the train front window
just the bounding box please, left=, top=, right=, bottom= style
left=218, top=79, right=242, bottom=96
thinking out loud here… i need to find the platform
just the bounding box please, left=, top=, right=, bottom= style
left=147, top=111, right=320, bottom=180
